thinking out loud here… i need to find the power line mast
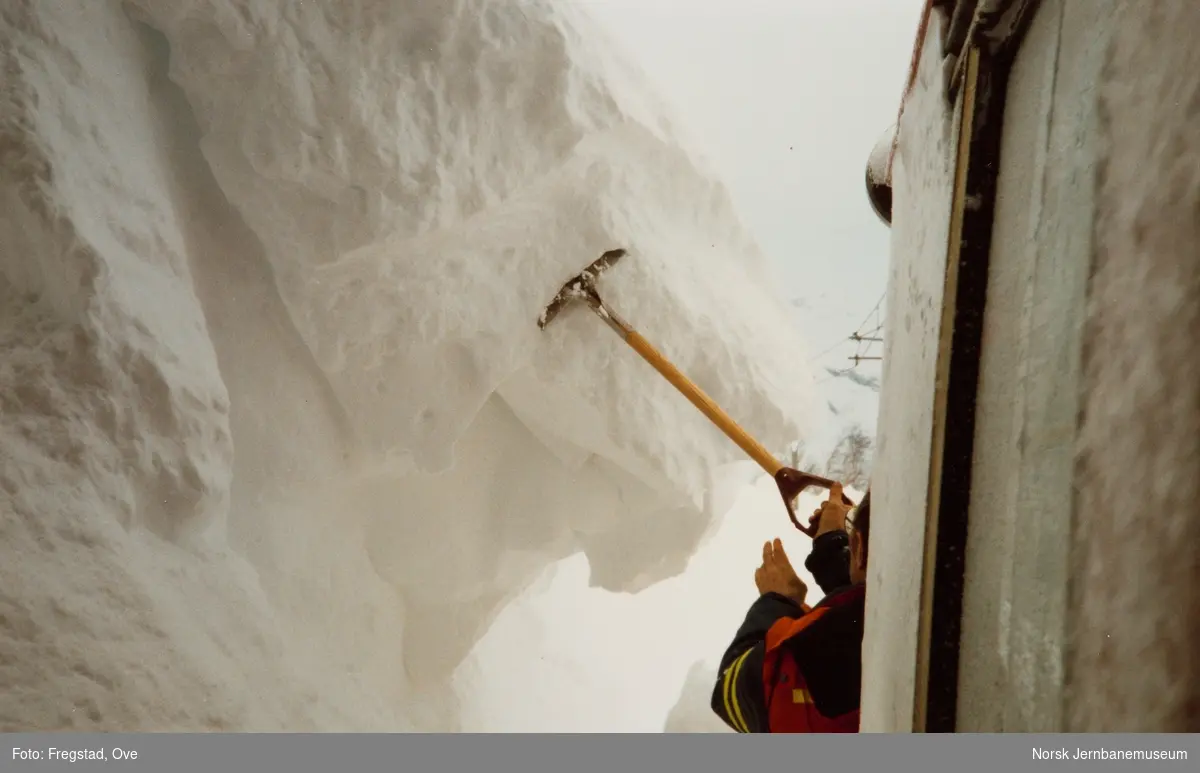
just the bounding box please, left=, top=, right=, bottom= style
left=808, top=294, right=888, bottom=384
left=848, top=296, right=886, bottom=369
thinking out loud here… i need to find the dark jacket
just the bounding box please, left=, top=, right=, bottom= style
left=710, top=530, right=865, bottom=733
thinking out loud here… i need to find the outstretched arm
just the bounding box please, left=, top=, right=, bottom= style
left=803, top=484, right=854, bottom=595
left=711, top=539, right=809, bottom=733
left=804, top=530, right=851, bottom=595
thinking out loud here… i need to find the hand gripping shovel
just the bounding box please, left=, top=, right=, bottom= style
left=537, top=248, right=853, bottom=537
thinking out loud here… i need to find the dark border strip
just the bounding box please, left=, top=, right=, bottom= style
left=921, top=48, right=1010, bottom=734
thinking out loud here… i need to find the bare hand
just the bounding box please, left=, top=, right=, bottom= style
left=754, top=538, right=807, bottom=605
left=809, top=483, right=853, bottom=537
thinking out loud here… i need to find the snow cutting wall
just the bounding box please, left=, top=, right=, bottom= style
left=0, top=0, right=814, bottom=731
left=663, top=662, right=732, bottom=733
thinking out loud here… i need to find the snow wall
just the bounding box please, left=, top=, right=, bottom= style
left=663, top=662, right=732, bottom=733
left=0, top=0, right=816, bottom=731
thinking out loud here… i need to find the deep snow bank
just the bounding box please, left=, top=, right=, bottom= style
left=663, top=662, right=731, bottom=733
left=1, top=0, right=814, bottom=730
left=455, top=472, right=863, bottom=732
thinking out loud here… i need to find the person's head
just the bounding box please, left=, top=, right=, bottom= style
left=846, top=488, right=871, bottom=585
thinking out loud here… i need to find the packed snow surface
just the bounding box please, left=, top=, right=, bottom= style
left=0, top=0, right=816, bottom=730
left=459, top=471, right=863, bottom=732
left=663, top=662, right=733, bottom=733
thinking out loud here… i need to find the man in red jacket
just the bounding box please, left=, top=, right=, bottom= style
left=711, top=483, right=870, bottom=733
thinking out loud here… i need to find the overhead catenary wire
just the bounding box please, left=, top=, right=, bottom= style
left=852, top=293, right=885, bottom=338
left=805, top=292, right=886, bottom=364
left=808, top=292, right=887, bottom=385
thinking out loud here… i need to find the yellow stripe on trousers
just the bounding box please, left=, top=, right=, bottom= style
left=722, top=648, right=755, bottom=733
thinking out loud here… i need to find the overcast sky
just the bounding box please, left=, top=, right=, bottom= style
left=583, top=0, right=922, bottom=321
left=461, top=0, right=925, bottom=731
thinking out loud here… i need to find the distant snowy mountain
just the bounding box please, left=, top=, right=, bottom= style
left=827, top=366, right=881, bottom=391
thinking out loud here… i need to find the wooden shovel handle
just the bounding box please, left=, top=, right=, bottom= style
left=774, top=467, right=856, bottom=537
left=625, top=331, right=783, bottom=476
left=623, top=327, right=851, bottom=539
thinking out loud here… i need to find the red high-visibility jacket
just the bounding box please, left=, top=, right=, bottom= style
left=711, top=531, right=865, bottom=733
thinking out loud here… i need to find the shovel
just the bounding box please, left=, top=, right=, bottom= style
left=537, top=248, right=853, bottom=537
